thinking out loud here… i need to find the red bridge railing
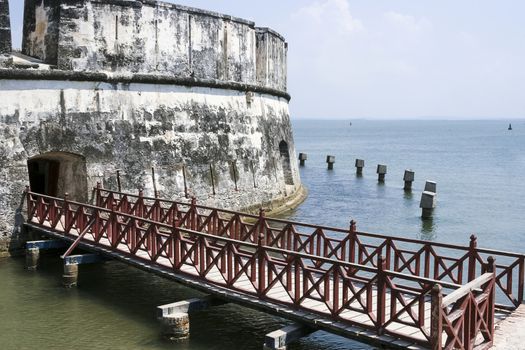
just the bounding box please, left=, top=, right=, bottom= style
left=27, top=189, right=496, bottom=349
left=94, top=186, right=524, bottom=310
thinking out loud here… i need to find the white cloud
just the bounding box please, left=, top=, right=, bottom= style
left=292, top=0, right=364, bottom=34
left=384, top=11, right=432, bottom=33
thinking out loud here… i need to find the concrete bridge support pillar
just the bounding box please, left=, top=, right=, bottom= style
left=62, top=254, right=106, bottom=288
left=160, top=313, right=190, bottom=341
left=25, top=240, right=68, bottom=270
left=263, top=323, right=314, bottom=350
left=62, top=263, right=79, bottom=288
left=25, top=247, right=40, bottom=270
left=157, top=296, right=226, bottom=341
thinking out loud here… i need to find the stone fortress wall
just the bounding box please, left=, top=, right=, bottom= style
left=0, top=0, right=304, bottom=257
left=21, top=0, right=287, bottom=91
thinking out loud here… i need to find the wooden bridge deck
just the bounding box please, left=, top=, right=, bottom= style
left=27, top=220, right=429, bottom=349
left=24, top=188, right=525, bottom=350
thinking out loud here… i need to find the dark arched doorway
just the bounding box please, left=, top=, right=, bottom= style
left=279, top=141, right=294, bottom=185
left=27, top=152, right=88, bottom=202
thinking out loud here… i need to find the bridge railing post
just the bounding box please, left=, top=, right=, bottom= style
left=376, top=255, right=387, bottom=335
left=93, top=206, right=101, bottom=242
left=518, top=255, right=525, bottom=304
left=468, top=234, right=478, bottom=282
left=173, top=220, right=181, bottom=269
left=258, top=233, right=266, bottom=297
left=109, top=199, right=117, bottom=247
left=486, top=256, right=496, bottom=343
left=63, top=193, right=70, bottom=233
left=348, top=220, right=356, bottom=264
left=430, top=284, right=443, bottom=350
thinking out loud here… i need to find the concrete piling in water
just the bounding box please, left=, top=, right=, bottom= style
left=263, top=324, right=314, bottom=350
left=326, top=155, right=335, bottom=170
left=61, top=254, right=106, bottom=288
left=424, top=181, right=437, bottom=193
left=25, top=247, right=40, bottom=270
left=62, top=263, right=79, bottom=288
left=160, top=313, right=190, bottom=341
left=403, top=170, right=415, bottom=191
left=355, top=159, right=365, bottom=175
left=25, top=240, right=68, bottom=270
left=377, top=164, right=387, bottom=182
left=420, top=191, right=436, bottom=219
left=157, top=296, right=227, bottom=341
left=298, top=153, right=307, bottom=167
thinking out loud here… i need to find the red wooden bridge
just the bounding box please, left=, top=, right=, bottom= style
left=24, top=185, right=525, bottom=350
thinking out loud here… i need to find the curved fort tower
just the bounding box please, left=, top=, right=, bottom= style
left=0, top=0, right=304, bottom=256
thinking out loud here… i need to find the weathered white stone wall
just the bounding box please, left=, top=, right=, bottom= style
left=0, top=77, right=300, bottom=254
left=256, top=28, right=287, bottom=92
left=55, top=1, right=257, bottom=82
left=22, top=0, right=286, bottom=91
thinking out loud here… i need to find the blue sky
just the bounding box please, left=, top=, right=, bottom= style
left=8, top=0, right=525, bottom=119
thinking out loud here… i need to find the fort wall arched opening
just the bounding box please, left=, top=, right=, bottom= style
left=27, top=152, right=88, bottom=202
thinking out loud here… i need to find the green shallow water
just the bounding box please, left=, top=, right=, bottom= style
left=1, top=120, right=524, bottom=349
left=0, top=256, right=365, bottom=350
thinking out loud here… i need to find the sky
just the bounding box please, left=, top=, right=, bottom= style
left=7, top=0, right=525, bottom=120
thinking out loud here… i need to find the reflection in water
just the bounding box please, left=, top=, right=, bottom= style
left=403, top=190, right=413, bottom=200
left=419, top=217, right=436, bottom=240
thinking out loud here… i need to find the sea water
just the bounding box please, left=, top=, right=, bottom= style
left=0, top=120, right=523, bottom=349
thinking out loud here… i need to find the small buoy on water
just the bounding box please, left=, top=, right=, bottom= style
left=508, top=123, right=513, bottom=131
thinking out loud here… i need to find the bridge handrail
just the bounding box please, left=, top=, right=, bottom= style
left=27, top=189, right=461, bottom=288
left=94, top=186, right=525, bottom=309
left=95, top=187, right=525, bottom=257
left=26, top=190, right=497, bottom=349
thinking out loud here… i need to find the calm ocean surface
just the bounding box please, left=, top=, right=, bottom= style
left=0, top=120, right=523, bottom=349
